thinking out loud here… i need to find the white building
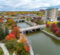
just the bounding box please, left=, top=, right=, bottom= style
left=44, top=8, right=58, bottom=22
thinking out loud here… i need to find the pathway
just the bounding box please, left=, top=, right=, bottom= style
left=0, top=43, right=9, bottom=55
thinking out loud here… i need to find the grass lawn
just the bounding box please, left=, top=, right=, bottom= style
left=8, top=50, right=13, bottom=55
left=5, top=46, right=14, bottom=55
left=44, top=28, right=53, bottom=34
left=0, top=47, right=4, bottom=55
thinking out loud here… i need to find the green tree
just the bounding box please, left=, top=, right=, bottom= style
left=0, top=27, right=4, bottom=40
left=4, top=26, right=9, bottom=36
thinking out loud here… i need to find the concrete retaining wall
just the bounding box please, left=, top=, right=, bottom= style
left=41, top=30, right=60, bottom=41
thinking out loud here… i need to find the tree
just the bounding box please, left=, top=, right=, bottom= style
left=12, top=27, right=20, bottom=39
left=4, top=26, right=9, bottom=36
left=0, top=27, right=4, bottom=40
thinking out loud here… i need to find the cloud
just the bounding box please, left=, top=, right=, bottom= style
left=0, top=0, right=60, bottom=11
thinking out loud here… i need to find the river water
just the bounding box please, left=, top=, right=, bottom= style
left=18, top=23, right=60, bottom=55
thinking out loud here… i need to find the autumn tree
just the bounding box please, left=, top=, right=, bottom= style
left=12, top=26, right=20, bottom=39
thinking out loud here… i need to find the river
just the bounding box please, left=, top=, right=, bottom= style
left=18, top=23, right=60, bottom=55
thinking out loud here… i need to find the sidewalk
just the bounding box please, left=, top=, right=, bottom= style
left=0, top=43, right=9, bottom=55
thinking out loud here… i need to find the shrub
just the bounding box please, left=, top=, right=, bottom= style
left=7, top=19, right=17, bottom=27
left=15, top=43, right=24, bottom=52
left=57, top=22, right=60, bottom=27
left=5, top=39, right=30, bottom=55
left=51, top=27, right=59, bottom=33
left=20, top=38, right=27, bottom=44
left=51, top=23, right=58, bottom=28
left=8, top=26, right=12, bottom=30
left=24, top=45, right=30, bottom=52
left=46, top=24, right=50, bottom=28
left=5, top=32, right=16, bottom=41
left=5, top=39, right=17, bottom=51
left=15, top=43, right=30, bottom=55
left=36, top=19, right=44, bottom=25
left=31, top=19, right=34, bottom=22
left=55, top=29, right=60, bottom=37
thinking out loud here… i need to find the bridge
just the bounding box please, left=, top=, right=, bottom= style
left=20, top=25, right=46, bottom=34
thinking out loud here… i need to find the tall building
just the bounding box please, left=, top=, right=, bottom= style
left=45, top=8, right=58, bottom=21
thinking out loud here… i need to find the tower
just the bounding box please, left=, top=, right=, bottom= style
left=45, top=8, right=58, bottom=22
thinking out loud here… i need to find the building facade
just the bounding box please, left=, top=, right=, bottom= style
left=45, top=8, right=58, bottom=21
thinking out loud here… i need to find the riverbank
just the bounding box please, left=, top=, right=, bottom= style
left=41, top=30, right=60, bottom=41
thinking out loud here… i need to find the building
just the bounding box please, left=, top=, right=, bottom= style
left=57, top=11, right=60, bottom=21
left=45, top=8, right=58, bottom=22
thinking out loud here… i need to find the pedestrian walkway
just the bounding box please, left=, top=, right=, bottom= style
left=0, top=43, right=9, bottom=55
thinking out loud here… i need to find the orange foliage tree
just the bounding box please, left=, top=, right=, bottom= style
left=12, top=26, right=20, bottom=39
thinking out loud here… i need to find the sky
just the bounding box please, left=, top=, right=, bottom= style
left=0, top=0, right=60, bottom=11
